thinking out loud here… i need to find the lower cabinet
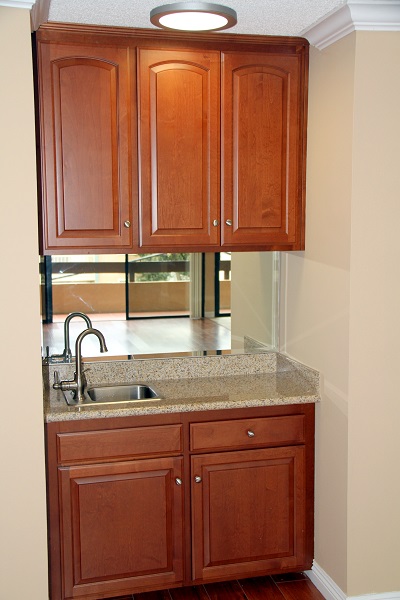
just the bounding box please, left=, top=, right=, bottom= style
left=58, top=457, right=184, bottom=598
left=191, top=447, right=306, bottom=581
left=46, top=405, right=314, bottom=599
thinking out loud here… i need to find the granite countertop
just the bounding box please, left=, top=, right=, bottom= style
left=43, top=351, right=320, bottom=422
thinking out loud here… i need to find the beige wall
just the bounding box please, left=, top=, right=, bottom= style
left=281, top=34, right=354, bottom=591
left=0, top=7, right=49, bottom=598
left=346, top=31, right=400, bottom=595
left=282, top=31, right=400, bottom=596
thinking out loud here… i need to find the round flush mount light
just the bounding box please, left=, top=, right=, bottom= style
left=150, top=2, right=237, bottom=32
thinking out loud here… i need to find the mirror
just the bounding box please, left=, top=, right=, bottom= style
left=41, top=252, right=279, bottom=361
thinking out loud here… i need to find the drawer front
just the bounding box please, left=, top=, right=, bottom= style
left=190, top=415, right=305, bottom=452
left=57, top=424, right=182, bottom=464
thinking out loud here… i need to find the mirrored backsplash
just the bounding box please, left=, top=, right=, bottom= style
left=42, top=318, right=274, bottom=363
left=41, top=252, right=279, bottom=362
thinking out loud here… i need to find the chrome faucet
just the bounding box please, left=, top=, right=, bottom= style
left=52, top=311, right=93, bottom=362
left=53, top=327, right=108, bottom=403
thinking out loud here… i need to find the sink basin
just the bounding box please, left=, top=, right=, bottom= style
left=88, top=384, right=161, bottom=404
left=62, top=383, right=162, bottom=406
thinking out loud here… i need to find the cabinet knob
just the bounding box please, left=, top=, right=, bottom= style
left=175, top=478, right=182, bottom=486
left=247, top=430, right=255, bottom=438
left=212, top=219, right=219, bottom=227
left=226, top=219, right=232, bottom=226
left=194, top=476, right=202, bottom=483
left=124, top=220, right=131, bottom=228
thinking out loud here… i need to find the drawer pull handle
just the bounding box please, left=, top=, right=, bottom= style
left=247, top=430, right=255, bottom=438
left=194, top=476, right=202, bottom=483
left=124, top=220, right=131, bottom=228
left=175, top=478, right=182, bottom=486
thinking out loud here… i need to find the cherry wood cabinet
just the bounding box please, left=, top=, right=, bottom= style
left=189, top=413, right=310, bottom=582
left=45, top=405, right=314, bottom=599
left=59, top=457, right=184, bottom=598
left=191, top=446, right=306, bottom=581
left=36, top=39, right=136, bottom=253
left=137, top=48, right=220, bottom=248
left=221, top=52, right=306, bottom=248
left=46, top=416, right=185, bottom=599
left=36, top=25, right=308, bottom=254
left=137, top=45, right=307, bottom=251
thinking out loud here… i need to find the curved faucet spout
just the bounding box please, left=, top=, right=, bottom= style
left=53, top=327, right=108, bottom=404
left=63, top=312, right=93, bottom=361
left=51, top=312, right=93, bottom=362
left=75, top=328, right=108, bottom=402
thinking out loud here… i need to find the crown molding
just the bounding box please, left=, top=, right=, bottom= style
left=302, top=0, right=400, bottom=49
left=0, top=0, right=36, bottom=7
left=0, top=0, right=50, bottom=31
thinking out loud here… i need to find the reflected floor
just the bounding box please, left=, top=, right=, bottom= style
left=43, top=315, right=232, bottom=357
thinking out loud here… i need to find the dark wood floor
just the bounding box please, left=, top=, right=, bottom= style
left=42, top=316, right=232, bottom=357
left=109, top=573, right=325, bottom=600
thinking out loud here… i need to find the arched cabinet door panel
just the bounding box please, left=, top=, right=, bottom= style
left=38, top=42, right=135, bottom=252
left=222, top=52, right=306, bottom=249
left=138, top=48, right=220, bottom=248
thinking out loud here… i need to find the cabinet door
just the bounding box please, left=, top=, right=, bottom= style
left=37, top=41, right=135, bottom=252
left=138, top=48, right=220, bottom=249
left=222, top=51, right=306, bottom=249
left=58, top=457, right=183, bottom=598
left=191, top=446, right=307, bottom=581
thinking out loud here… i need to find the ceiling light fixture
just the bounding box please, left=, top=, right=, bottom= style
left=150, top=2, right=237, bottom=32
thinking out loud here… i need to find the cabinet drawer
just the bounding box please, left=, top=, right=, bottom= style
left=57, top=424, right=182, bottom=464
left=190, top=415, right=305, bottom=452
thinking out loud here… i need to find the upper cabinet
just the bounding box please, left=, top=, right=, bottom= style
left=36, top=27, right=308, bottom=254
left=137, top=48, right=220, bottom=248
left=222, top=52, right=305, bottom=248
left=37, top=39, right=136, bottom=252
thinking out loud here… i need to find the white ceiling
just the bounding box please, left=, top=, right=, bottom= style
left=47, top=0, right=348, bottom=37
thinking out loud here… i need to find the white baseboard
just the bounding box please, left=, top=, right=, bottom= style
left=306, top=562, right=346, bottom=600
left=306, top=562, right=400, bottom=600
left=349, top=595, right=400, bottom=600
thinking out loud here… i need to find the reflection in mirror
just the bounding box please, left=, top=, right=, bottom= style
left=40, top=252, right=279, bottom=361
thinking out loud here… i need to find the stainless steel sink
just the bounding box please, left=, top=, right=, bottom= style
left=62, top=383, right=162, bottom=406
